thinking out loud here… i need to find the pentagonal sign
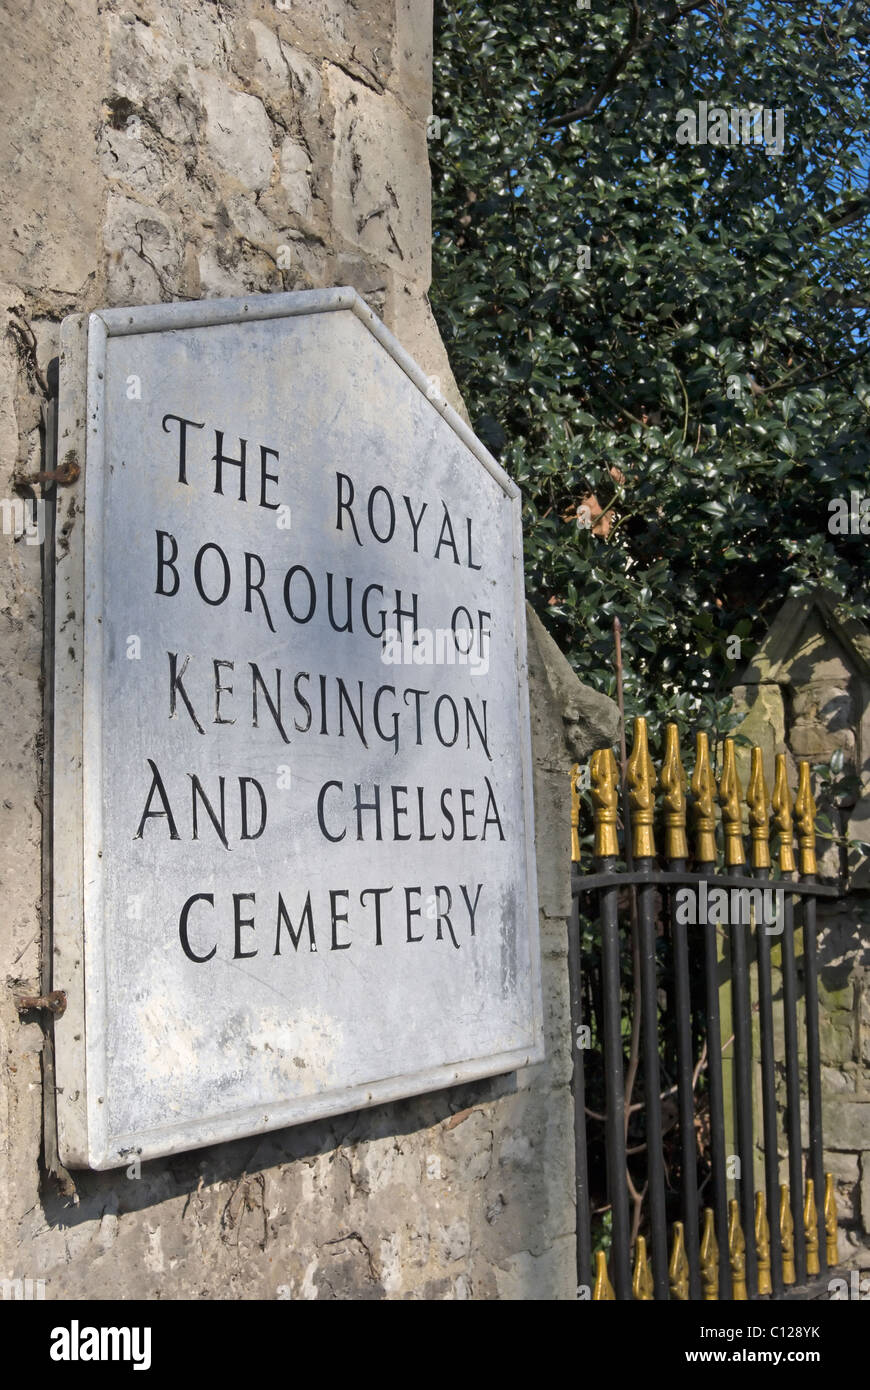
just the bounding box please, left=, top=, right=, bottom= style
left=54, top=288, right=542, bottom=1168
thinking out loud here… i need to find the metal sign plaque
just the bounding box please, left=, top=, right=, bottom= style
left=54, top=288, right=542, bottom=1169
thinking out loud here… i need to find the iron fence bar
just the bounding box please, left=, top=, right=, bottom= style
left=636, top=861, right=669, bottom=1299
left=728, top=867, right=758, bottom=1298
left=598, top=857, right=632, bottom=1300
left=701, top=880, right=732, bottom=1299
left=755, top=866, right=784, bottom=1297
left=802, top=886, right=826, bottom=1272
left=781, top=879, right=807, bottom=1285
left=568, top=889, right=593, bottom=1293
left=669, top=858, right=701, bottom=1299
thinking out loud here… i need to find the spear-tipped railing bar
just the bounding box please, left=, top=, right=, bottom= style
left=628, top=717, right=668, bottom=1299
left=776, top=759, right=807, bottom=1288
left=662, top=722, right=701, bottom=1299
left=751, top=746, right=784, bottom=1298
left=590, top=745, right=632, bottom=1299
left=693, top=731, right=731, bottom=1300
left=720, top=738, right=757, bottom=1299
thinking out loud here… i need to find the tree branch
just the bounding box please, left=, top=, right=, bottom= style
left=543, top=0, right=644, bottom=129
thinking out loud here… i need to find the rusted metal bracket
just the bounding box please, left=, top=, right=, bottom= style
left=15, top=989, right=67, bottom=1018
left=15, top=449, right=80, bottom=489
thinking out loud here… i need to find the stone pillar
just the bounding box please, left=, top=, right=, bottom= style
left=0, top=1, right=617, bottom=1298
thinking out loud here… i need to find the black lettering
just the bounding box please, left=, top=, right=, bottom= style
left=440, top=787, right=455, bottom=840
left=405, top=887, right=423, bottom=943
left=417, top=785, right=435, bottom=840
left=403, top=495, right=427, bottom=552
left=239, top=777, right=267, bottom=840
left=362, top=583, right=386, bottom=638
left=326, top=572, right=353, bottom=633
left=391, top=785, right=410, bottom=840
left=481, top=776, right=505, bottom=841
left=214, top=660, right=235, bottom=725
left=330, top=889, right=351, bottom=950
left=434, top=694, right=459, bottom=747
left=250, top=663, right=290, bottom=744
left=245, top=551, right=276, bottom=632
left=466, top=516, right=482, bottom=570
left=367, top=485, right=396, bottom=542
left=465, top=697, right=491, bottom=759
left=373, top=685, right=399, bottom=753
left=354, top=783, right=381, bottom=840
left=403, top=687, right=428, bottom=745
left=155, top=530, right=180, bottom=597
left=434, top=502, right=460, bottom=563
left=283, top=564, right=316, bottom=623
left=213, top=431, right=247, bottom=501
left=460, top=883, right=483, bottom=935
left=317, top=780, right=345, bottom=841
left=179, top=893, right=215, bottom=962
left=233, top=892, right=257, bottom=958
left=275, top=892, right=317, bottom=954
left=135, top=758, right=181, bottom=839
left=360, top=887, right=392, bottom=946
left=194, top=542, right=231, bottom=606
left=337, top=678, right=367, bottom=746
left=259, top=445, right=280, bottom=510
left=434, top=885, right=460, bottom=949
left=460, top=787, right=476, bottom=840
left=189, top=774, right=229, bottom=850
left=162, top=414, right=204, bottom=485
left=168, top=652, right=205, bottom=734
left=336, top=472, right=362, bottom=545
left=293, top=672, right=312, bottom=733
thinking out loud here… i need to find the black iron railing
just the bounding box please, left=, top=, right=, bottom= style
left=568, top=721, right=841, bottom=1300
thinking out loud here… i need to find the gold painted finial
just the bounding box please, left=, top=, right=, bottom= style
left=669, top=1221, right=689, bottom=1300
left=700, top=1209, right=719, bottom=1300
left=804, top=1179, right=820, bottom=1276
left=661, top=723, right=688, bottom=860
left=747, top=747, right=771, bottom=871
left=755, top=1190, right=772, bottom=1295
left=692, top=731, right=717, bottom=864
left=772, top=754, right=796, bottom=874
left=592, top=1249, right=615, bottom=1300
left=780, top=1185, right=796, bottom=1285
left=632, top=1235, right=654, bottom=1301
left=627, top=717, right=657, bottom=859
left=728, top=1198, right=747, bottom=1300
left=571, top=763, right=581, bottom=864
left=590, top=748, right=620, bottom=859
left=719, top=740, right=746, bottom=867
left=824, top=1173, right=838, bottom=1266
left=795, top=762, right=818, bottom=877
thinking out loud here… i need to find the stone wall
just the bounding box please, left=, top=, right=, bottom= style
left=0, top=0, right=619, bottom=1299
left=733, top=594, right=870, bottom=1266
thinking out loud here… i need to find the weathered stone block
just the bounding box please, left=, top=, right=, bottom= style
left=328, top=66, right=430, bottom=287
left=103, top=193, right=185, bottom=303
left=0, top=1, right=102, bottom=293
left=197, top=71, right=275, bottom=192
left=823, top=1100, right=870, bottom=1151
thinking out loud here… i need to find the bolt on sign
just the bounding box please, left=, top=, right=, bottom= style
left=53, top=289, right=543, bottom=1168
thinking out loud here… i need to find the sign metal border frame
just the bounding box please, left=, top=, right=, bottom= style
left=54, top=287, right=544, bottom=1169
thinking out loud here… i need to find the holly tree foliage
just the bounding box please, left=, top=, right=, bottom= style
left=429, top=1, right=870, bottom=738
